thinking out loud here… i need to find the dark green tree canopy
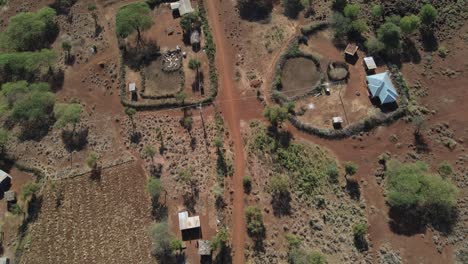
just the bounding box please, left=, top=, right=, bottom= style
left=283, top=0, right=304, bottom=19
left=1, top=7, right=57, bottom=51
left=400, top=15, right=421, bottom=35
left=116, top=2, right=153, bottom=42
left=377, top=22, right=402, bottom=51
left=54, top=103, right=82, bottom=129
left=419, top=4, right=437, bottom=26
left=0, top=49, right=57, bottom=83
left=1, top=81, right=50, bottom=108
left=237, top=0, right=273, bottom=21
left=11, top=88, right=55, bottom=123
left=263, top=105, right=289, bottom=127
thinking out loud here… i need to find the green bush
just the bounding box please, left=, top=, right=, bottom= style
left=386, top=160, right=458, bottom=222
left=343, top=4, right=360, bottom=19
left=400, top=15, right=421, bottom=35
left=371, top=5, right=383, bottom=19
left=263, top=105, right=289, bottom=127
left=419, top=4, right=437, bottom=26
left=146, top=177, right=163, bottom=201
left=437, top=161, right=453, bottom=178
left=149, top=221, right=177, bottom=257
left=0, top=49, right=57, bottom=82
left=269, top=175, right=289, bottom=194
left=283, top=0, right=303, bottom=19
left=20, top=182, right=39, bottom=200
left=365, top=38, right=385, bottom=55
left=245, top=206, right=265, bottom=239
left=344, top=162, right=358, bottom=176
left=242, top=175, right=252, bottom=191
left=210, top=227, right=229, bottom=250
left=0, top=7, right=57, bottom=51
left=377, top=22, right=401, bottom=52
left=288, top=248, right=326, bottom=264
left=188, top=58, right=201, bottom=70
left=352, top=222, right=368, bottom=251
left=285, top=233, right=302, bottom=248
left=326, top=164, right=339, bottom=183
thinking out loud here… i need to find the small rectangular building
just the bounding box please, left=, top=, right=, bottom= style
left=178, top=211, right=200, bottom=231
left=363, top=57, right=377, bottom=71
left=170, top=0, right=194, bottom=16
left=344, top=43, right=358, bottom=57
left=332, top=116, right=343, bottom=129
left=0, top=257, right=10, bottom=264
left=198, top=240, right=211, bottom=256
left=4, top=191, right=16, bottom=203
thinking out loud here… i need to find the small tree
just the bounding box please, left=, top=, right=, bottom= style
left=400, top=15, right=421, bottom=37
left=116, top=2, right=153, bottom=46
left=353, top=222, right=368, bottom=251
left=419, top=4, right=437, bottom=27
left=175, top=92, right=186, bottom=105
left=188, top=58, right=201, bottom=70
left=86, top=152, right=98, bottom=170
left=343, top=4, right=360, bottom=20
left=181, top=116, right=193, bottom=132
left=61, top=41, right=72, bottom=63
left=54, top=103, right=81, bottom=135
left=245, top=206, right=265, bottom=239
left=377, top=22, right=401, bottom=53
left=284, top=233, right=302, bottom=249
left=371, top=4, right=384, bottom=21
left=147, top=177, right=163, bottom=201
left=143, top=145, right=156, bottom=165
left=438, top=161, right=453, bottom=178
left=125, top=107, right=137, bottom=130
left=263, top=105, right=289, bottom=128
left=210, top=227, right=229, bottom=251
left=20, top=182, right=39, bottom=200
left=242, top=175, right=252, bottom=193
left=344, top=162, right=358, bottom=176
left=365, top=37, right=385, bottom=55
left=268, top=175, right=289, bottom=194
left=326, top=164, right=339, bottom=183
left=149, top=221, right=176, bottom=257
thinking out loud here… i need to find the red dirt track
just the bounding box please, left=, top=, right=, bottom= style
left=205, top=0, right=247, bottom=262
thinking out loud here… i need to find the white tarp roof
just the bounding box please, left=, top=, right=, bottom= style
left=0, top=170, right=11, bottom=183
left=332, top=117, right=343, bottom=124
left=129, top=82, right=136, bottom=92
left=364, top=57, right=377, bottom=70
left=171, top=0, right=194, bottom=16
left=178, top=211, right=200, bottom=230
left=170, top=2, right=180, bottom=10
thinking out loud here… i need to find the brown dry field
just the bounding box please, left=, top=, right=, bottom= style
left=281, top=57, right=321, bottom=97
left=20, top=162, right=154, bottom=264
left=144, top=58, right=184, bottom=97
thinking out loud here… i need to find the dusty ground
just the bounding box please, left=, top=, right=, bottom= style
left=143, top=58, right=184, bottom=97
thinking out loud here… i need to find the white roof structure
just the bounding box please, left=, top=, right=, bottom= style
left=0, top=170, right=11, bottom=184
left=0, top=257, right=9, bottom=264
left=129, top=83, right=136, bottom=92
left=332, top=117, right=343, bottom=124
left=364, top=57, right=377, bottom=70
left=170, top=0, right=194, bottom=16
left=178, top=211, right=200, bottom=231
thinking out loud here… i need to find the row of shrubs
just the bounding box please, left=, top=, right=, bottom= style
left=118, top=1, right=218, bottom=110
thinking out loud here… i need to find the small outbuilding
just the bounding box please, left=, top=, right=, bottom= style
left=363, top=57, right=377, bottom=72
left=0, top=170, right=11, bottom=190
left=170, top=0, right=194, bottom=16
left=366, top=71, right=398, bottom=104
left=128, top=82, right=137, bottom=101
left=344, top=43, right=359, bottom=57
left=178, top=211, right=200, bottom=231
left=0, top=257, right=10, bottom=264
left=4, top=191, right=16, bottom=203
left=198, top=240, right=211, bottom=256
left=332, top=116, right=343, bottom=129
left=190, top=30, right=201, bottom=51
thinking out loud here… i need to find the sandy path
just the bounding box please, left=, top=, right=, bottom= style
left=205, top=0, right=246, bottom=262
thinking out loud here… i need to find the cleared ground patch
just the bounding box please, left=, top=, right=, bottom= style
left=19, top=162, right=153, bottom=264
left=143, top=57, right=184, bottom=98
left=281, top=57, right=321, bottom=98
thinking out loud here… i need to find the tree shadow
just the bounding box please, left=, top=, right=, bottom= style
left=421, top=30, right=438, bottom=52
left=271, top=191, right=291, bottom=217
left=213, top=245, right=232, bottom=264
left=345, top=177, right=360, bottom=200
left=130, top=131, right=142, bottom=144
left=62, top=128, right=88, bottom=152
left=401, top=39, right=421, bottom=64
left=388, top=206, right=427, bottom=235
left=121, top=40, right=160, bottom=70
left=354, top=236, right=369, bottom=252
left=18, top=120, right=52, bottom=142
left=89, top=166, right=102, bottom=182
left=152, top=200, right=168, bottom=221
left=414, top=132, right=430, bottom=153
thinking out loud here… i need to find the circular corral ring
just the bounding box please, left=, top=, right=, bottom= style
left=327, top=61, right=349, bottom=82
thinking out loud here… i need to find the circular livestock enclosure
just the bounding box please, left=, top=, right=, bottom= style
left=279, top=54, right=322, bottom=100
left=327, top=61, right=349, bottom=82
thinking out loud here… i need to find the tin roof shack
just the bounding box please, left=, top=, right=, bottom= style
left=344, top=43, right=359, bottom=64
left=170, top=0, right=194, bottom=16
left=4, top=191, right=15, bottom=203
left=0, top=170, right=11, bottom=192
left=332, top=116, right=343, bottom=129
left=178, top=211, right=201, bottom=240
left=128, top=82, right=137, bottom=101
left=0, top=257, right=10, bottom=264
left=190, top=30, right=201, bottom=52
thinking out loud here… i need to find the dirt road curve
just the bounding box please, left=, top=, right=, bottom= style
left=205, top=0, right=246, bottom=263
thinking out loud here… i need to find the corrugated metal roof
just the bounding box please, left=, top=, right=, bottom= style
left=0, top=169, right=11, bottom=183
left=366, top=72, right=398, bottom=104
left=178, top=211, right=200, bottom=230
left=364, top=57, right=377, bottom=70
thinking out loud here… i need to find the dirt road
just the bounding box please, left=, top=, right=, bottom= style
left=205, top=0, right=246, bottom=262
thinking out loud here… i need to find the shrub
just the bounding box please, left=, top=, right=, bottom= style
left=54, top=103, right=82, bottom=132
left=85, top=152, right=98, bottom=169
left=188, top=58, right=201, bottom=70
left=147, top=177, right=163, bottom=201
left=326, top=164, right=339, bottom=183
left=9, top=204, right=23, bottom=215
left=343, top=4, right=360, bottom=19
left=0, top=49, right=57, bottom=82
left=285, top=233, right=302, bottom=248
left=20, top=182, right=39, bottom=200
left=365, top=38, right=385, bottom=55
left=400, top=15, right=421, bottom=36
left=242, top=175, right=252, bottom=191
left=386, top=160, right=458, bottom=222
left=237, top=0, right=273, bottom=20
left=371, top=5, right=384, bottom=19
left=245, top=206, right=265, bottom=239
left=149, top=221, right=176, bottom=257
left=180, top=12, right=201, bottom=33
left=263, top=105, right=289, bottom=127
left=210, top=227, right=229, bottom=250
left=331, top=12, right=351, bottom=39
left=288, top=248, right=326, bottom=264
left=353, top=222, right=368, bottom=251
left=268, top=175, right=289, bottom=194
left=0, top=7, right=57, bottom=51
left=438, top=161, right=453, bottom=178
left=344, top=162, right=358, bottom=176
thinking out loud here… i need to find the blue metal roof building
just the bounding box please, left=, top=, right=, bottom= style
left=366, top=72, right=398, bottom=104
